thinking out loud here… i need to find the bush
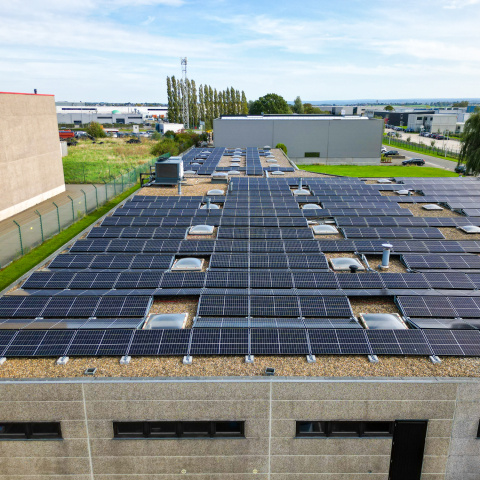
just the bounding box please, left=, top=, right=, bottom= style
left=276, top=143, right=287, bottom=154
left=150, top=139, right=179, bottom=157
left=85, top=122, right=107, bottom=138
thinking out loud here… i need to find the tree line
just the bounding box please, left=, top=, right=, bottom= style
left=166, top=76, right=248, bottom=130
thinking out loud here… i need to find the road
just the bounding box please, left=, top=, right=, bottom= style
left=385, top=129, right=461, bottom=153
left=392, top=148, right=457, bottom=171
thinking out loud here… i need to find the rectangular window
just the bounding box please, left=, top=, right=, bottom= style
left=0, top=422, right=62, bottom=440
left=304, top=152, right=320, bottom=158
left=477, top=420, right=480, bottom=438
left=296, top=421, right=393, bottom=438
left=113, top=421, right=244, bottom=439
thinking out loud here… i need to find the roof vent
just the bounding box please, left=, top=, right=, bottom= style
left=458, top=225, right=480, bottom=234
left=422, top=204, right=443, bottom=211
left=207, top=189, right=224, bottom=195
left=303, top=203, right=322, bottom=210
left=377, top=179, right=392, bottom=184
left=265, top=367, right=275, bottom=376
left=271, top=171, right=285, bottom=175
left=184, top=170, right=196, bottom=174
left=293, top=188, right=311, bottom=195
left=396, top=190, right=410, bottom=195
left=313, top=225, right=338, bottom=235
left=84, top=367, right=97, bottom=376
left=359, top=313, right=406, bottom=330
left=189, top=225, right=214, bottom=235
left=330, top=257, right=365, bottom=271
left=191, top=162, right=201, bottom=166
left=144, top=313, right=188, bottom=329
left=200, top=203, right=220, bottom=209
left=171, top=258, right=204, bottom=271
left=349, top=264, right=359, bottom=273
left=227, top=170, right=241, bottom=175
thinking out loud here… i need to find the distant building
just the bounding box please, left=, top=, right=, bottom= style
left=407, top=113, right=458, bottom=134
left=366, top=110, right=435, bottom=127
left=56, top=105, right=168, bottom=125
left=214, top=115, right=383, bottom=165
left=156, top=122, right=185, bottom=134
left=0, top=92, right=65, bottom=221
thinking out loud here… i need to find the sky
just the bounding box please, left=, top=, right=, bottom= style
left=1, top=0, right=479, bottom=103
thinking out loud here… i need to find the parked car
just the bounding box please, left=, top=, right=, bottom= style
left=126, top=138, right=141, bottom=144
left=454, top=164, right=473, bottom=175
left=402, top=158, right=425, bottom=166
left=384, top=150, right=399, bottom=156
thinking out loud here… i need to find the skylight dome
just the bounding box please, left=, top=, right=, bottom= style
left=171, top=258, right=203, bottom=271
left=189, top=225, right=214, bottom=235
left=313, top=225, right=338, bottom=234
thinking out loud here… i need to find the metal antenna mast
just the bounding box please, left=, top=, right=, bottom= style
left=181, top=57, right=189, bottom=130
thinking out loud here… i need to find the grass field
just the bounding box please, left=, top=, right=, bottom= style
left=63, top=138, right=156, bottom=183
left=0, top=184, right=140, bottom=292
left=297, top=165, right=459, bottom=177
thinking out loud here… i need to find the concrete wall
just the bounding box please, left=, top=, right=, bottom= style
left=0, top=93, right=65, bottom=221
left=213, top=117, right=383, bottom=165
left=0, top=377, right=479, bottom=480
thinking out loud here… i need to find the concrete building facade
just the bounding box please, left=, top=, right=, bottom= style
left=213, top=115, right=383, bottom=165
left=0, top=376, right=479, bottom=480
left=0, top=92, right=65, bottom=221
left=407, top=114, right=458, bottom=134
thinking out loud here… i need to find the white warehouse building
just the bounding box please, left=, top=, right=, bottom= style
left=213, top=115, right=383, bottom=165
left=407, top=114, right=458, bottom=134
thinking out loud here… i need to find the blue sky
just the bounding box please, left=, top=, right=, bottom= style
left=1, top=0, right=479, bottom=102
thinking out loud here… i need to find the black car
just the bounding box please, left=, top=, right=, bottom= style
left=384, top=150, right=399, bottom=156
left=455, top=164, right=473, bottom=175
left=402, top=158, right=425, bottom=166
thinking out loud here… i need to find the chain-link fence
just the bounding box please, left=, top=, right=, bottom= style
left=383, top=136, right=460, bottom=160
left=0, top=158, right=159, bottom=268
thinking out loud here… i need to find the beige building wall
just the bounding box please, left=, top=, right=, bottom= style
left=0, top=377, right=478, bottom=480
left=0, top=92, right=65, bottom=221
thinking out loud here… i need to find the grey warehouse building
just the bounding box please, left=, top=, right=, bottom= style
left=213, top=115, right=383, bottom=165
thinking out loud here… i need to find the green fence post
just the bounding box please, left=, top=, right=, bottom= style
left=102, top=179, right=108, bottom=203
left=113, top=177, right=116, bottom=196
left=34, top=210, right=44, bottom=243
left=12, top=220, right=24, bottom=256
left=66, top=195, right=75, bottom=222
left=92, top=184, right=99, bottom=209
left=52, top=202, right=61, bottom=233
left=80, top=189, right=88, bottom=213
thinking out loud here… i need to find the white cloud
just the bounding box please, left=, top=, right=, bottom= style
left=142, top=16, right=156, bottom=25
left=442, top=0, right=480, bottom=8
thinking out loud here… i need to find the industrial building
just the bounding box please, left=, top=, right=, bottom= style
left=2, top=147, right=480, bottom=479
left=0, top=92, right=65, bottom=221
left=407, top=113, right=459, bottom=134
left=56, top=105, right=168, bottom=125
left=213, top=115, right=383, bottom=165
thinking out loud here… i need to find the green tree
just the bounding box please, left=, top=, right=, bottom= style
left=241, top=91, right=249, bottom=115
left=166, top=76, right=174, bottom=122
left=249, top=93, right=291, bottom=115
left=235, top=89, right=241, bottom=115
left=384, top=105, right=395, bottom=111
left=292, top=96, right=304, bottom=114
left=453, top=101, right=469, bottom=108
left=459, top=112, right=480, bottom=174
left=213, top=88, right=219, bottom=119
left=85, top=122, right=106, bottom=138
left=275, top=143, right=287, bottom=154
left=190, top=80, right=198, bottom=128
left=303, top=103, right=328, bottom=114
left=198, top=84, right=205, bottom=123
left=171, top=76, right=180, bottom=123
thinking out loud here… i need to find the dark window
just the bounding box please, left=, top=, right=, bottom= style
left=296, top=421, right=394, bottom=438
left=0, top=422, right=62, bottom=440
left=304, top=152, right=320, bottom=158
left=477, top=420, right=480, bottom=438
left=113, top=421, right=245, bottom=439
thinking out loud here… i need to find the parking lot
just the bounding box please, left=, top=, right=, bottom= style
left=385, top=128, right=462, bottom=153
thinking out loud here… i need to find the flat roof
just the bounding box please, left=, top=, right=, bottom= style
left=1, top=147, right=480, bottom=379
left=0, top=91, right=54, bottom=97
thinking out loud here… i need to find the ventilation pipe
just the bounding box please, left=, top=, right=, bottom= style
left=379, top=243, right=393, bottom=270
left=206, top=197, right=211, bottom=212
left=349, top=264, right=359, bottom=273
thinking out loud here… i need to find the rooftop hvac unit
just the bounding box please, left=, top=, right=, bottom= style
left=153, top=156, right=183, bottom=185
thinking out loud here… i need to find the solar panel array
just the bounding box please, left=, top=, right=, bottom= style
left=3, top=155, right=480, bottom=358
